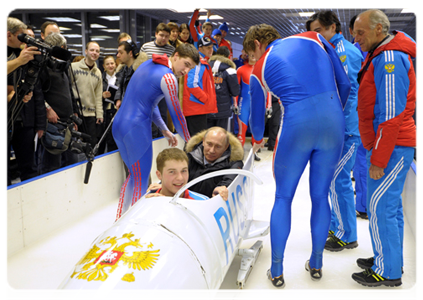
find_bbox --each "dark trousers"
[39,147,78,174]
[207,118,229,131]
[8,124,37,183]
[81,116,98,148]
[186,114,208,137]
[267,101,282,148]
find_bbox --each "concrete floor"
[6,145,418,300]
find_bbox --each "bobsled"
[59,150,269,289]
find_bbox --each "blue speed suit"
[112,54,190,220]
[328,33,364,243]
[249,32,350,277]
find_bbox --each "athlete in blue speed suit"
[112,48,197,220]
[245,26,350,285]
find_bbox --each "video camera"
[7,33,73,135]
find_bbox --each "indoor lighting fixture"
[299,12,315,17]
[401,9,414,13]
[169,8,207,13]
[98,16,120,21]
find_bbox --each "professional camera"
[7,33,73,135]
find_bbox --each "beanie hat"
[212,28,222,37]
[198,36,213,48]
[218,22,229,33]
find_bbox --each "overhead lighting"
[58,27,72,31]
[90,35,114,40]
[299,12,315,17]
[44,17,80,22]
[98,16,120,21]
[169,8,207,13]
[197,15,223,20]
[90,23,107,29]
[62,34,83,38]
[401,9,414,13]
[101,29,121,33]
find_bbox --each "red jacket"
[357,31,416,168]
[182,56,217,117]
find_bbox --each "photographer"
[7,17,45,184]
[33,32,79,174]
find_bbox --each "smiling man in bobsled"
[146,148,209,200]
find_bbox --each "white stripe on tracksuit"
[329,142,356,240]
[384,50,396,121]
[369,156,404,275]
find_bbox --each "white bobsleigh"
[59,150,269,289]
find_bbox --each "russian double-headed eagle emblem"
[70,232,160,283]
[385,63,395,73]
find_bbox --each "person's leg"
[353,142,368,214]
[367,146,414,280]
[328,135,360,243]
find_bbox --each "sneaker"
[254,153,261,161]
[305,260,322,280]
[267,269,285,288]
[356,210,368,219]
[357,257,404,274]
[352,268,402,287]
[325,236,358,252]
[328,230,335,238]
[357,257,374,269]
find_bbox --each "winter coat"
[185,129,244,197]
[207,55,240,119]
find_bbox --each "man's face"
[203,130,229,163]
[354,14,380,52]
[41,24,60,40]
[171,52,196,77]
[85,42,100,63]
[221,29,227,38]
[155,30,170,46]
[156,160,189,197]
[213,34,222,44]
[200,44,213,58]
[180,28,190,42]
[7,29,24,48]
[248,40,267,62]
[309,20,336,42]
[116,45,131,66]
[24,29,35,38]
[170,28,179,41]
[203,25,213,37]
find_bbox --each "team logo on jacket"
[340,55,347,63]
[70,232,160,283]
[385,63,395,73]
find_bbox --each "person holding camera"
[33,32,79,174]
[7,17,45,184]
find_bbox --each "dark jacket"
[185,129,244,197]
[207,55,240,119]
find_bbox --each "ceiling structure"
[137,8,416,45]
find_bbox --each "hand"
[369,164,385,180]
[207,10,213,18]
[232,105,239,115]
[96,118,103,124]
[252,140,265,153]
[37,130,44,139]
[18,45,41,66]
[103,91,111,99]
[147,182,162,193]
[266,107,273,118]
[23,92,33,103]
[115,99,122,110]
[213,186,228,201]
[163,130,178,147]
[145,193,164,199]
[46,107,59,123]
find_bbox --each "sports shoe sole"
[305,260,322,281]
[325,241,358,252]
[352,274,402,287]
[267,269,285,288]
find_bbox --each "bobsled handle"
[170,169,263,204]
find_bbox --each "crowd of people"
[7,8,416,289]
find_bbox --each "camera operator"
[7,17,45,185]
[33,32,79,174]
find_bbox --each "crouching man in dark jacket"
[185,126,244,200]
